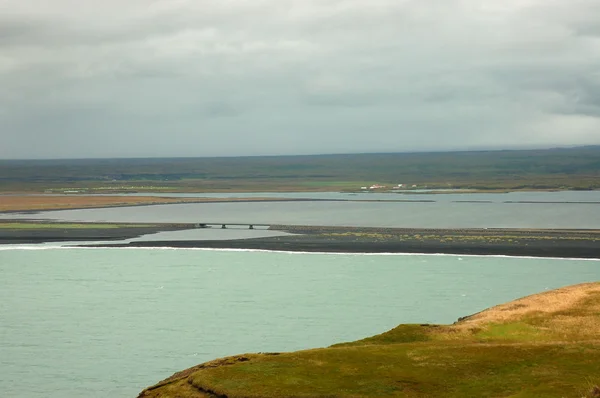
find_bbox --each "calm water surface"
[3,191,600,229]
[1,247,599,398]
[2,191,600,397]
[3,199,600,230]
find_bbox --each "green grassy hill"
[139,282,600,398]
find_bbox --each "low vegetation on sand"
[0,222,154,229]
[0,195,294,212]
[0,222,122,229]
[139,282,600,398]
[0,196,205,212]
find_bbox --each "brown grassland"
[139,282,600,398]
[0,195,296,212]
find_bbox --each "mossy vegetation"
[139,283,600,398]
[321,231,600,243]
[0,195,274,212]
[0,221,195,243]
[0,222,121,229]
[284,226,600,249]
[2,146,599,193]
[0,221,156,229]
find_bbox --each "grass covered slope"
[139,283,600,398]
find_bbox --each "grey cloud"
[487,62,600,118]
[203,101,241,118]
[303,93,383,108]
[533,0,600,38]
[0,17,48,45]
[557,80,600,117]
[1,0,599,159]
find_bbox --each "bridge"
[194,223,270,230]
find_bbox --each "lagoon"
[3,191,600,229]
[4,198,600,230]
[1,191,599,397]
[1,247,599,398]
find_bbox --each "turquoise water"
[1,247,599,397]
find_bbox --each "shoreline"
[138,282,600,398]
[81,237,600,259]
[2,223,599,259]
[0,196,336,214]
[87,225,600,259]
[2,193,600,214]
[0,222,197,244]
[3,187,599,196]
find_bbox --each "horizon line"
[1,144,599,162]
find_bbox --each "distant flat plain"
[2,147,599,257]
[1,146,599,194]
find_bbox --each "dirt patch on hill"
[457,282,600,326]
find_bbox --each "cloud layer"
[1,0,599,158]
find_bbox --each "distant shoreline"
[2,220,599,259]
[77,225,600,259]
[1,194,599,215]
[0,196,334,214]
[81,238,600,259]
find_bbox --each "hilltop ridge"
[138,282,600,398]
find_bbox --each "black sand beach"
[75,225,600,259]
[2,220,599,258]
[0,222,194,244]
[94,237,600,258]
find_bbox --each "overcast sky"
[1,0,599,159]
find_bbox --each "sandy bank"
[86,225,600,259]
[0,195,320,213]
